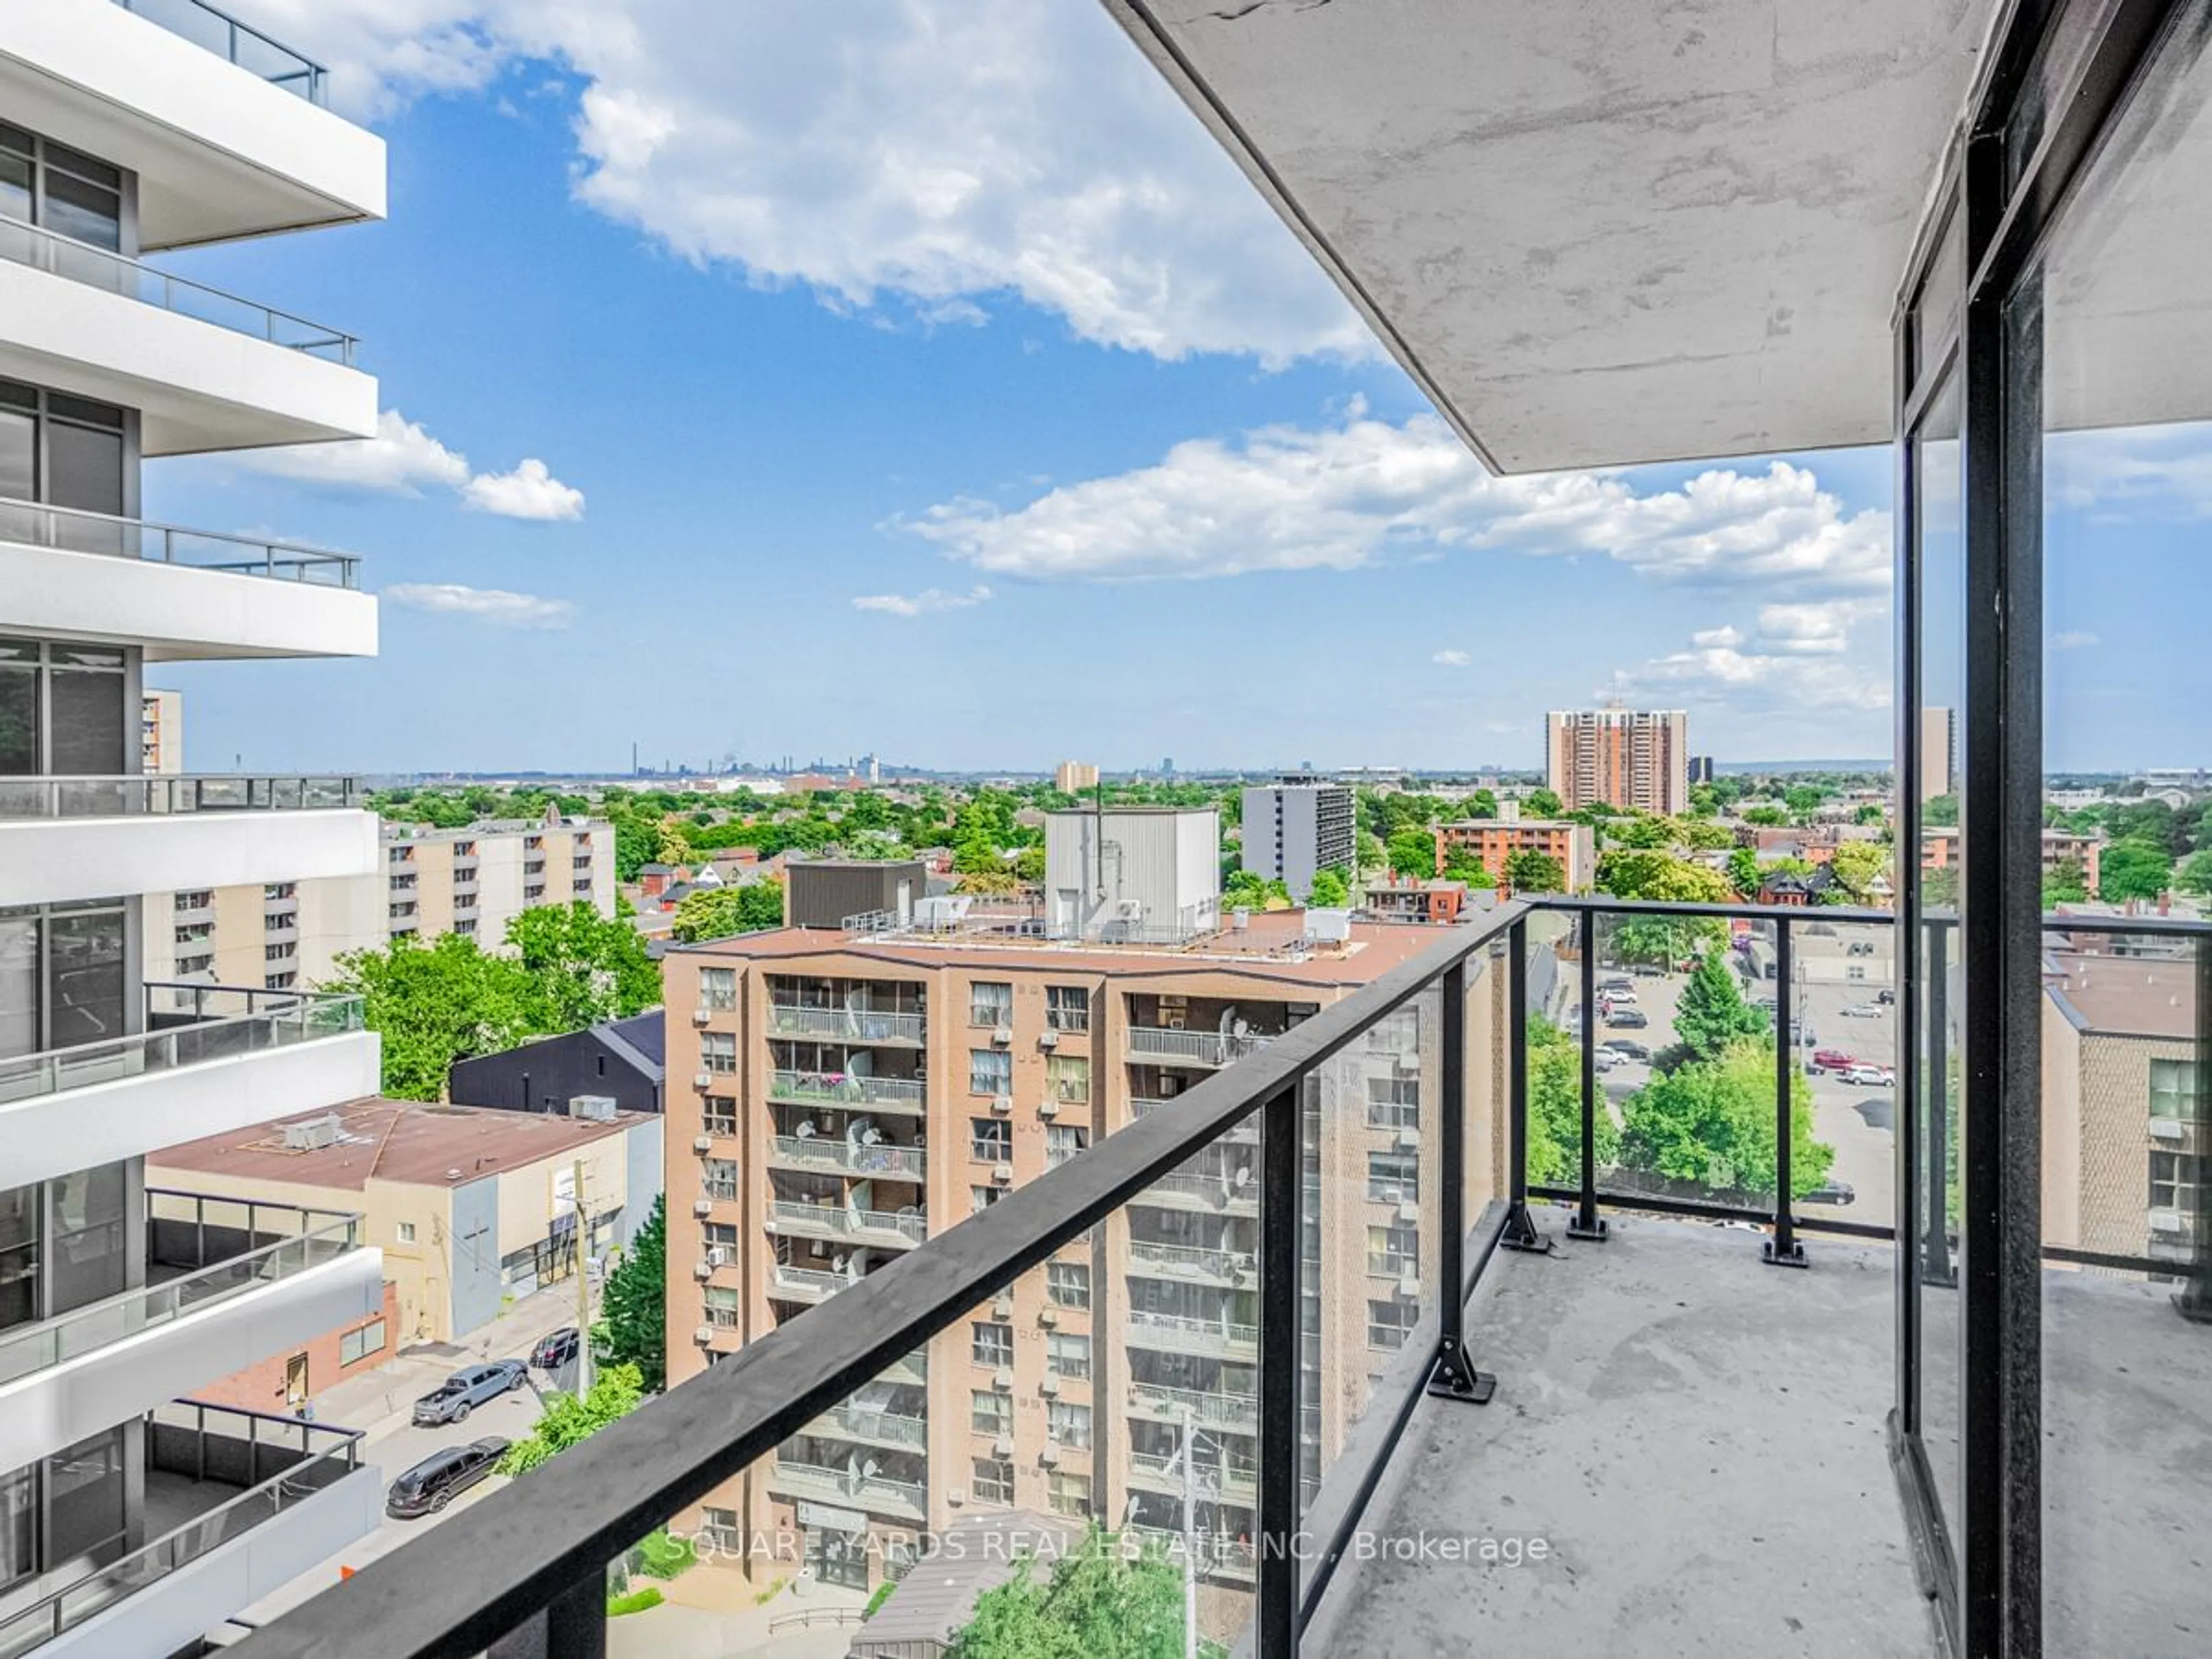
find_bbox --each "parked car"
[1601,1039,1652,1062]
[1812,1048,1855,1073]
[1840,1002,1884,1019]
[1593,1048,1623,1073]
[386,1437,510,1518]
[1875,988,1897,1005]
[1605,1007,1649,1029]
[1840,1063,1895,1088]
[531,1327,580,1372]
[411,1360,527,1426]
[1600,975,1635,994]
[1801,1180,1858,1207]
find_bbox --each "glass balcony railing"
[0,1193,362,1387]
[0,982,364,1107]
[766,1069,926,1112]
[0,1400,362,1657]
[0,496,361,585]
[0,773,360,819]
[0,214,355,363]
[111,0,331,104]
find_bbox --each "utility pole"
[573,1157,592,1395]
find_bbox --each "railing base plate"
[1498,1201,1548,1253]
[1565,1214,1610,1243]
[1763,1237,1809,1269]
[1425,1341,1496,1406]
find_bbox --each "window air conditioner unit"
[1039,1375,1060,1398]
[694,1135,715,1154]
[993,1366,1014,1392]
[694,1071,714,1090]
[993,1435,1014,1458]
[1037,1099,1059,1119]
[1039,1442,1060,1467]
[1039,1028,1059,1050]
[707,1246,729,1268]
[992,1165,1014,1186]
[1039,1306,1060,1327]
[992,1025,1013,1047]
[1396,1127,1421,1150]
[694,1260,713,1281]
[1397,1272,1421,1299]
[991,1095,1013,1116]
[692,1199,714,1218]
[2151,1119,2186,1142]
[2151,1210,2185,1234]
[693,1009,711,1026]
[1396,1200,1421,1224]
[694,1326,714,1345]
[993,1291,1014,1317]
[948,1487,965,1506]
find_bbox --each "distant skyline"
[140,2,2196,775]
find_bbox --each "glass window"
[970,1389,1010,1435]
[2150,1152,2199,1214]
[47,659,124,777]
[702,1096,738,1136]
[340,1319,387,1365]
[45,1426,126,1565]
[1046,985,1090,1031]
[700,1031,736,1073]
[1367,1150,1418,1205]
[1366,1075,1419,1128]
[1046,1124,1088,1167]
[971,1457,1013,1505]
[1047,1054,1089,1104]
[968,1048,1011,1096]
[969,982,1013,1027]
[1048,1471,1092,1518]
[0,1181,39,1331]
[1047,1331,1091,1381]
[395,1221,416,1244]
[2151,1060,2203,1121]
[45,906,122,1052]
[1366,1224,1419,1277]
[969,1118,1010,1162]
[969,1186,1002,1214]
[0,1457,31,1592]
[1366,1297,1418,1352]
[970,1321,1012,1368]
[1047,1262,1090,1310]
[0,914,35,1060]
[1047,1400,1091,1449]
[699,968,737,1012]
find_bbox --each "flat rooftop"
[676,909,1449,987]
[149,1097,649,1192]
[2044,951,2199,1039]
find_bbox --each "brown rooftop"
[148,1097,647,1192]
[677,909,1448,988]
[2044,952,2200,1040]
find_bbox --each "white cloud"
[383,582,575,628]
[460,458,586,521]
[236,410,469,495]
[230,410,584,521]
[1431,649,1472,668]
[851,585,994,618]
[242,1,1368,365]
[2052,630,2101,650]
[901,410,1891,596]
[1605,629,1891,719]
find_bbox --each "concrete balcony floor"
[1320,1214,1932,1658]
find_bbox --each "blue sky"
[138,2,2195,777]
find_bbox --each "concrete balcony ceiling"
[0,0,384,249]
[1102,0,2003,471]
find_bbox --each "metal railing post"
[1427,961,1497,1404]
[1499,919,1545,1252]
[2175,929,2212,1323]
[1256,1084,1301,1655]
[1567,916,1608,1241]
[1765,916,1807,1267]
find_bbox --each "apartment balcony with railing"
[0,982,377,1188]
[766,1002,926,1046]
[766,1198,926,1252]
[765,1065,927,1115]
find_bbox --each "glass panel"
[40,171,120,253]
[0,915,34,1062]
[1800,918,1899,1226]
[45,908,124,1052]
[2036,30,2212,1645]
[0,409,31,505]
[46,664,124,777]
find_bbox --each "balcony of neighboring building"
[764,977,927,1047]
[1126,994,1291,1069]
[0,1188,382,1475]
[0,1399,376,1659]
[0,982,378,1190]
[0,774,377,909]
[767,1434,927,1526]
[0,0,383,252]
[764,1105,926,1183]
[762,1054,927,1116]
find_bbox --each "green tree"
[1672,951,1770,1064]
[2176,847,2212,897]
[1596,852,1732,965]
[1527,787,1564,817]
[506,902,660,1031]
[1442,855,1496,889]
[1741,804,1789,828]
[1726,846,1762,898]
[1525,1017,1616,1185]
[593,1198,664,1392]
[1607,814,1675,850]
[1618,1040,1832,1199]
[1827,840,1891,900]
[1676,818,1738,853]
[1387,828,1439,880]
[330,932,539,1101]
[1467,788,1499,818]
[1503,849,1566,893]
[1923,793,1959,827]
[1307,866,1351,907]
[2099,837,2175,902]
[948,1530,1206,1659]
[2042,858,2089,907]
[669,880,786,944]
[497,1363,644,1477]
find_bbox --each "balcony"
[766,1134,925,1181]
[767,1003,925,1045]
[0,1191,381,1474]
[0,215,373,453]
[767,1457,926,1525]
[0,498,374,661]
[1124,1307,1259,1358]
[0,1400,375,1659]
[1129,1448,1257,1504]
[0,775,376,909]
[0,983,377,1190]
[1132,1094,1257,1143]
[1127,1381,1259,1434]
[767,1069,926,1114]
[766,1200,926,1250]
[1138,1168,1259,1214]
[767,1263,858,1305]
[0,0,384,251]
[1127,1025,1275,1068]
[805,1400,927,1452]
[1126,1239,1256,1286]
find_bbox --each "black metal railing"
[224,895,2206,1658]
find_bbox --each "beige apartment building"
[139,688,183,774]
[146,809,615,990]
[658,906,1506,1618]
[1054,760,1100,794]
[2041,946,2203,1269]
[1545,707,1690,816]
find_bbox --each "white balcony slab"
[0,806,378,908]
[41,1463,381,1659]
[0,1244,385,1474]
[1,1027,378,1190]
[0,541,376,661]
[0,0,384,249]
[0,259,375,454]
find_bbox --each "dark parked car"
[386,1437,510,1518]
[1801,1181,1858,1207]
[1875,987,1897,1005]
[1601,1039,1652,1062]
[1604,1007,1649,1029]
[531,1327,580,1372]
[411,1360,527,1426]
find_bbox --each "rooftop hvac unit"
[1303,908,1354,945]
[707,1245,729,1268]
[281,1113,342,1152]
[569,1094,618,1122]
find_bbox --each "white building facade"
[0,5,388,1653]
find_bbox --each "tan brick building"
[658,908,1508,1620]
[1434,807,1596,893]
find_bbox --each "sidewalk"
[317,1283,583,1444]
